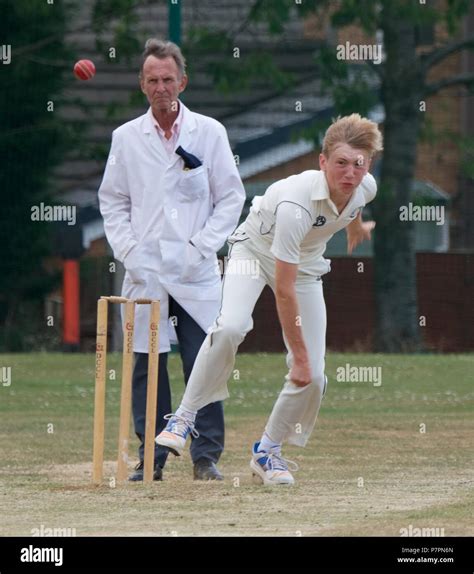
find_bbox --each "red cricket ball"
[73,59,96,81]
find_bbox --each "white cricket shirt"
[232,170,377,277]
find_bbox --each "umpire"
[98,38,245,481]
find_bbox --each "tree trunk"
[372,2,424,352]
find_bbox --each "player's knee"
[311,372,327,395]
[218,318,252,344]
[221,323,248,343]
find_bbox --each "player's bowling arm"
[346,211,376,255]
[274,259,311,387]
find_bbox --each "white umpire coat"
[98,103,245,353]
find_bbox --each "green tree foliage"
[92,0,141,63]
[0,0,75,350]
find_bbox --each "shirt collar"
[312,170,351,216]
[311,171,331,201]
[151,100,183,137]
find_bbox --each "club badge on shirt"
[313,215,327,227]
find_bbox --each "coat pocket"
[177,166,208,202]
[159,239,185,276]
[123,245,147,284]
[180,242,205,282]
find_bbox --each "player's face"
[320,143,370,199]
[140,56,187,114]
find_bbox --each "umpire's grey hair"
[140,38,186,78]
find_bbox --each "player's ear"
[319,153,327,171]
[179,74,188,94]
[139,74,146,94]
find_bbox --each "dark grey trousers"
[132,296,224,468]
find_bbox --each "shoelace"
[163,413,199,439]
[265,452,298,473]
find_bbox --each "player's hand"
[290,361,312,387]
[347,220,375,255]
[124,245,147,284]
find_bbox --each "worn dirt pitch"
[0,353,472,536]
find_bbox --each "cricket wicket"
[92,296,160,485]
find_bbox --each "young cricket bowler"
[156,114,384,485]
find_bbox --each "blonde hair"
[140,38,186,78]
[322,113,383,158]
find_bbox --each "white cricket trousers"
[180,240,327,447]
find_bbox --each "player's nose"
[345,165,356,178]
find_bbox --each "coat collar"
[142,100,197,167]
[174,102,197,156]
[142,101,197,166]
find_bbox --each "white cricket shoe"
[155,413,198,456]
[250,441,298,485]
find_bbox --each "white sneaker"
[250,441,298,485]
[155,413,198,456]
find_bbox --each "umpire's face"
[140,55,188,115]
[319,143,370,199]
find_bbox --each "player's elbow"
[275,285,296,302]
[275,259,298,297]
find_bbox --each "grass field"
[0,352,472,537]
